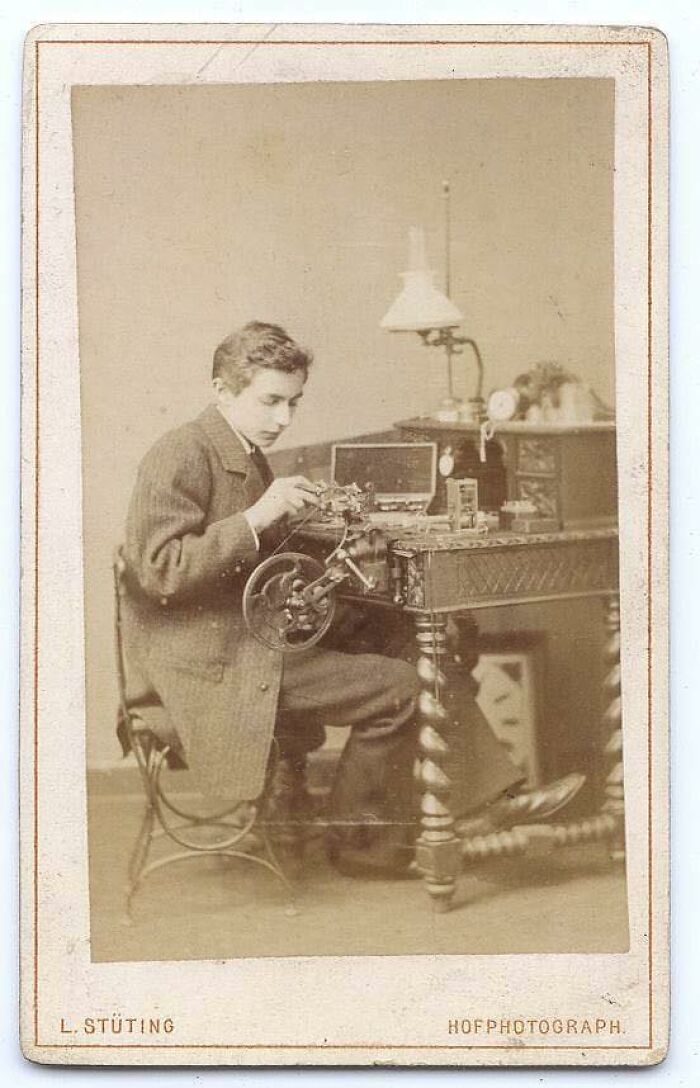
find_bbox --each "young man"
[121,321,582,876]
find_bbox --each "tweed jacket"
[122,404,282,799]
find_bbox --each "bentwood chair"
[112,548,306,920]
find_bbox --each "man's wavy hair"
[212,321,313,394]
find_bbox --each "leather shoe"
[455,772,585,839]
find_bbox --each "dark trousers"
[276,649,420,845]
[120,611,522,834]
[274,637,522,847]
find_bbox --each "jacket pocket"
[163,657,225,682]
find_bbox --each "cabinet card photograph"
[20,23,668,1066]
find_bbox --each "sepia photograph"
[21,23,668,1065]
[74,74,626,961]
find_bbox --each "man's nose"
[273,403,291,427]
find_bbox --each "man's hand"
[245,476,320,534]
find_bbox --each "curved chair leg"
[124,803,156,924]
[134,845,295,894]
[124,748,304,920]
[126,839,298,920]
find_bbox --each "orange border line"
[34,1042,652,1051]
[33,35,40,1050]
[37,39,651,46]
[646,39,654,1051]
[31,35,656,1054]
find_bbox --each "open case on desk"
[331,442,437,514]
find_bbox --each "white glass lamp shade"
[380,269,464,332]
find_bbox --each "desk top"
[396,416,616,437]
[300,523,618,554]
[391,525,618,553]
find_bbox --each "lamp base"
[433,396,486,424]
[462,396,487,423]
[434,396,463,423]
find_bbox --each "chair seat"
[126,706,188,768]
[131,706,178,746]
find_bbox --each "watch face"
[438,447,455,477]
[488,387,519,421]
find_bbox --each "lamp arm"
[460,337,484,401]
[417,328,445,350]
[416,328,485,404]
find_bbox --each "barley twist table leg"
[600,592,625,861]
[414,613,462,912]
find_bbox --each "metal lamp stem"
[445,339,456,401]
[462,337,484,401]
[418,327,484,403]
[443,178,451,298]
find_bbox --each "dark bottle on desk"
[445,436,507,514]
[398,424,507,515]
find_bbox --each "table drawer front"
[517,437,557,474]
[420,538,619,610]
[515,475,560,519]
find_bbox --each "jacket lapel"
[196,404,272,505]
[197,404,250,474]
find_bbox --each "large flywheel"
[242,552,336,653]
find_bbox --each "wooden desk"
[300,523,623,912]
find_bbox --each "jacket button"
[234,563,243,574]
[259,682,269,692]
[160,596,168,607]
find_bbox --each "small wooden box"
[446,477,479,529]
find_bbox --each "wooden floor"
[88,794,630,963]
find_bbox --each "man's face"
[215,367,306,449]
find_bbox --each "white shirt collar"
[216,406,254,454]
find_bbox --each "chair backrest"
[112,548,187,774]
[112,546,132,720]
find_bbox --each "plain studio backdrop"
[71,77,614,767]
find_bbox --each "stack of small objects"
[499,500,559,534]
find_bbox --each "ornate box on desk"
[395,418,618,530]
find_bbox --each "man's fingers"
[288,475,316,492]
[288,484,319,506]
[264,477,320,519]
[291,489,319,509]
